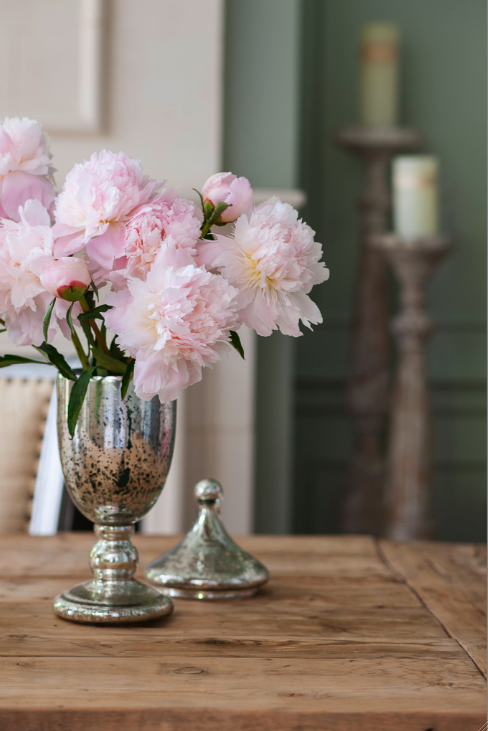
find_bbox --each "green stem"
[200,220,212,239]
[71,328,89,370]
[79,295,111,357]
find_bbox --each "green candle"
[360,23,399,127]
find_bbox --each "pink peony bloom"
[0,200,75,345]
[105,257,240,402]
[120,189,203,278]
[197,197,329,337]
[53,150,163,270]
[0,117,56,222]
[202,172,253,223]
[40,257,91,302]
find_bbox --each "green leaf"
[92,346,127,375]
[0,328,6,334]
[110,335,123,359]
[0,354,50,369]
[43,298,56,342]
[229,330,245,359]
[121,359,135,400]
[37,343,77,381]
[90,280,99,301]
[66,303,75,333]
[77,304,111,321]
[192,188,204,209]
[68,367,96,438]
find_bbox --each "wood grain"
[0,534,393,578]
[0,534,485,731]
[380,539,487,677]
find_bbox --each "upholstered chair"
[0,364,64,534]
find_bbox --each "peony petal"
[19,198,51,227]
[53,230,86,257]
[195,239,226,270]
[1,171,55,221]
[85,222,126,269]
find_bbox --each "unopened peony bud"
[41,257,91,301]
[202,172,253,224]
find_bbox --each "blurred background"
[0,0,485,542]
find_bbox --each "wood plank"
[421,542,487,615]
[3,652,483,691]
[0,574,420,607]
[459,640,487,679]
[0,655,484,723]
[0,600,447,640]
[0,707,485,731]
[0,534,393,578]
[379,540,487,677]
[0,633,462,659]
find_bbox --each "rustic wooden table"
[0,534,485,730]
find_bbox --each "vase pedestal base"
[53,578,173,624]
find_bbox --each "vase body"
[53,374,176,623]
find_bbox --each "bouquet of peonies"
[0,117,329,435]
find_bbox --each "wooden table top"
[0,534,485,730]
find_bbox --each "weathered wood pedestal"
[374,235,452,539]
[337,127,421,534]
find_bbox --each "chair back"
[0,376,54,533]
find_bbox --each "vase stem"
[90,525,138,583]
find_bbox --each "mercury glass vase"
[53,373,176,624]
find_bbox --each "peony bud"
[41,257,91,301]
[202,172,253,224]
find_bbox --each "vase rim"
[58,371,123,383]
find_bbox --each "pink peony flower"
[40,257,91,302]
[197,197,329,337]
[0,117,56,222]
[202,172,253,223]
[53,150,163,270]
[105,257,240,402]
[0,200,75,345]
[120,189,203,278]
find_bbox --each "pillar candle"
[393,156,439,238]
[360,23,399,127]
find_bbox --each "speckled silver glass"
[145,479,269,599]
[53,373,176,623]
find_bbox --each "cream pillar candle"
[360,23,399,127]
[393,156,439,238]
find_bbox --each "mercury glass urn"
[145,479,269,599]
[53,373,176,624]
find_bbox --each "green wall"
[224,0,300,188]
[224,0,302,533]
[224,0,487,541]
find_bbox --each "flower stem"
[79,294,111,357]
[71,328,90,370]
[200,220,212,239]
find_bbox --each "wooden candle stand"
[374,234,452,540]
[337,127,421,534]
